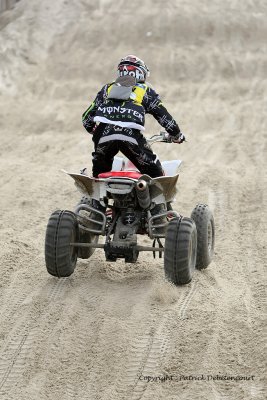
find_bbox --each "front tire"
[45,210,78,277]
[191,204,215,269]
[164,217,197,285]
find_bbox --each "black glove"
[170,132,186,143]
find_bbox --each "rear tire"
[164,217,197,285]
[191,204,215,269]
[45,210,78,277]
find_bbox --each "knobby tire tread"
[191,204,215,269]
[164,217,196,285]
[45,210,78,277]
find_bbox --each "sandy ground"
[0,0,266,399]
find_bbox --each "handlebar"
[146,131,171,144]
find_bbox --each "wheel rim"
[207,221,213,253]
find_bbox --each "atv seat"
[98,171,142,179]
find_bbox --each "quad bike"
[45,132,215,285]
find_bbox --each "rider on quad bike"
[44,57,215,282]
[82,54,186,181]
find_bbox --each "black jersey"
[82,82,180,136]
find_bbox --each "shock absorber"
[136,180,151,209]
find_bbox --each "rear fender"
[62,170,106,201]
[63,170,179,204]
[63,171,138,200]
[150,174,179,204]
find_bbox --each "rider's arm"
[142,87,181,136]
[82,84,109,133]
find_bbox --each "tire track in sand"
[0,328,38,393]
[107,282,198,400]
[0,278,70,395]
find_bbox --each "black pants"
[92,124,164,178]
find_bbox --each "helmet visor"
[118,64,146,82]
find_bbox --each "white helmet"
[117,55,150,83]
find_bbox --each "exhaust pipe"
[136,180,151,209]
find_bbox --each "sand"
[0,0,266,399]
